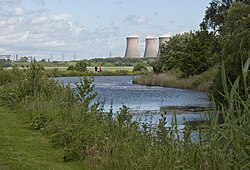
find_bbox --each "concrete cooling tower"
[124,36,141,58]
[143,37,158,58]
[157,36,170,56]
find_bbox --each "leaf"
[242,57,250,83]
[221,61,229,101]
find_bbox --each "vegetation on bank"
[45,66,149,77]
[0,59,249,169]
[133,67,218,92]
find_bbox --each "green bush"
[133,63,148,72]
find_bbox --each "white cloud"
[124,15,150,25]
[14,7,24,16]
[6,17,18,25]
[32,16,48,24]
[52,13,71,20]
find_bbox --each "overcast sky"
[0,0,211,60]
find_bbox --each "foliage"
[153,33,190,73]
[132,62,148,72]
[19,56,29,62]
[66,60,88,72]
[88,57,155,67]
[0,59,12,67]
[200,0,250,33]
[178,30,220,77]
[208,59,250,169]
[211,2,250,104]
[154,31,219,77]
[67,65,75,71]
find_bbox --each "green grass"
[44,66,153,77]
[0,107,82,170]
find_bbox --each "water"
[55,76,210,128]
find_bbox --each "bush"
[75,60,87,72]
[67,65,75,71]
[133,63,148,72]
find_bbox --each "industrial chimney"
[143,37,158,58]
[157,36,170,56]
[124,36,141,58]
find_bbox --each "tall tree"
[211,2,250,103]
[200,0,250,34]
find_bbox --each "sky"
[0,0,211,61]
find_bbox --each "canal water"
[55,76,210,127]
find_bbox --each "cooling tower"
[157,36,170,56]
[124,36,141,58]
[143,37,158,58]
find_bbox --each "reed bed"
[133,68,217,92]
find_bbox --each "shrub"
[133,63,148,72]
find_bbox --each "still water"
[55,76,210,127]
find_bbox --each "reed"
[133,67,217,92]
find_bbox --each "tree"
[133,63,148,72]
[74,60,88,72]
[200,0,250,34]
[178,31,220,77]
[19,57,29,62]
[153,31,220,77]
[153,33,191,73]
[211,2,250,103]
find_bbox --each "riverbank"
[0,107,82,169]
[133,68,217,92]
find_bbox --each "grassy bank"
[45,66,134,77]
[44,66,152,77]
[0,107,82,170]
[133,68,218,92]
[0,62,249,169]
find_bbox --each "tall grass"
[133,67,218,92]
[0,61,249,169]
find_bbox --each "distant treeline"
[1,57,156,68]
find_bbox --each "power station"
[124,36,141,58]
[143,37,158,58]
[157,36,170,56]
[124,36,171,58]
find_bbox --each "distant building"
[0,55,11,60]
[144,37,158,58]
[124,36,141,58]
[157,36,170,56]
